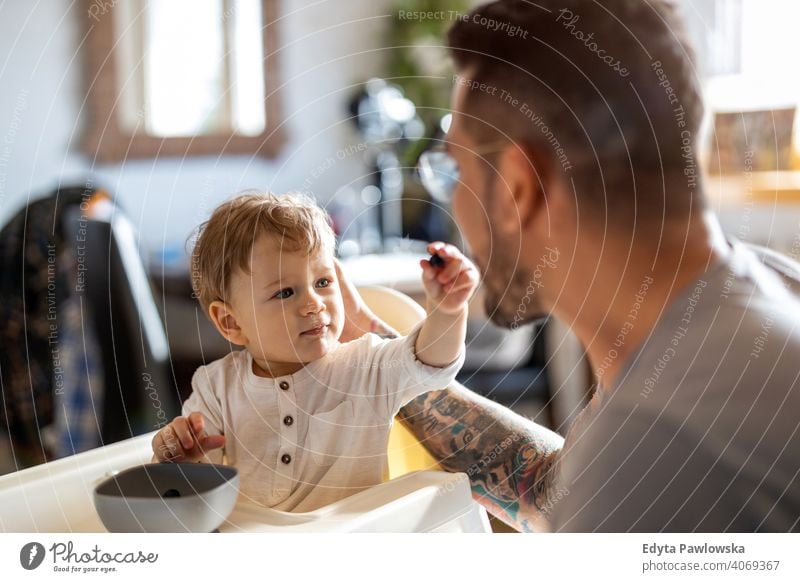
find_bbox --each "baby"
[151,192,478,511]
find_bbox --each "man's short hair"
[191,192,336,313]
[447,0,704,218]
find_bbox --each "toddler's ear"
[208,301,247,345]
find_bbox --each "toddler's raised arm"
[416,242,479,368]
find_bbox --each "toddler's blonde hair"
[191,191,336,312]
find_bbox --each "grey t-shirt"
[553,241,800,532]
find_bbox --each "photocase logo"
[19,542,46,570]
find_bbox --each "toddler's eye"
[274,288,293,299]
[316,278,331,288]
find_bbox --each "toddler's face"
[224,234,344,376]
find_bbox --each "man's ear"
[208,300,247,346]
[495,141,553,233]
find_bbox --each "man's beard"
[474,163,554,330]
[479,247,549,330]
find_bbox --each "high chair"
[0,286,489,532]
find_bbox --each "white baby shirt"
[182,323,464,512]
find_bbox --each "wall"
[0,0,395,256]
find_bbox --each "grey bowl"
[94,463,239,533]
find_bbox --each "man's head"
[445,0,704,327]
[192,192,343,375]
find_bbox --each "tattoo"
[365,310,566,530]
[397,384,565,532]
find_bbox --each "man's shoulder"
[556,244,800,531]
[621,243,800,389]
[724,242,800,312]
[741,242,800,292]
[608,244,800,433]
[701,243,800,373]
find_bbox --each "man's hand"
[151,412,225,463]
[334,258,399,342]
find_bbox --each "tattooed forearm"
[354,307,565,530]
[397,384,565,532]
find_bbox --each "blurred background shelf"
[707,171,800,206]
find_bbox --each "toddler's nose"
[302,292,325,315]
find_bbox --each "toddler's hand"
[151,412,225,463]
[420,242,479,315]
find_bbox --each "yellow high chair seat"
[357,286,441,479]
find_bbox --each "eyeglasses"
[418,141,508,204]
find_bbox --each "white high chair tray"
[0,433,490,533]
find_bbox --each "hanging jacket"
[0,186,105,468]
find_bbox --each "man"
[340,0,800,532]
